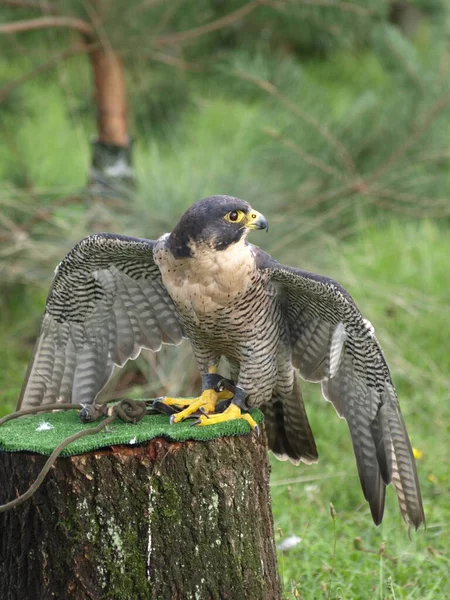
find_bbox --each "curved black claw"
[149,398,179,416]
[215,377,237,394]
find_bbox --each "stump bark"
[0,431,281,600]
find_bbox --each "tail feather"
[263,376,318,465]
[263,401,290,461]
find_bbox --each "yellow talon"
[197,403,259,433]
[170,389,218,423]
[159,388,233,424]
[156,365,236,424]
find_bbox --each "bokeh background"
[0,1,449,597]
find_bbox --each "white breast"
[154,237,256,315]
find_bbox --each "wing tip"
[404,504,426,532]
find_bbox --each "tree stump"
[0,431,281,600]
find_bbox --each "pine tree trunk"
[91,48,128,148]
[0,431,281,600]
[88,46,134,192]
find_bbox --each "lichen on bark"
[0,430,280,600]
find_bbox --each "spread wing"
[17,234,184,410]
[256,248,424,529]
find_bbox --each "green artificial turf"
[0,405,264,457]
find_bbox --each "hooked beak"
[245,209,269,232]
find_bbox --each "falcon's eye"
[224,210,245,224]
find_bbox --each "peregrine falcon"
[17,195,424,528]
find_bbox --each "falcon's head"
[167,195,268,258]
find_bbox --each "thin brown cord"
[0,403,83,426]
[0,399,149,513]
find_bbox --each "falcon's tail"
[263,376,318,465]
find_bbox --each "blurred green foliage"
[0,0,449,596]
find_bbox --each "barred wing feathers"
[17,234,184,410]
[256,249,424,529]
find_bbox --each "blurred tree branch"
[154,0,264,46]
[2,0,58,11]
[268,0,375,17]
[0,196,84,244]
[262,127,345,179]
[139,50,198,71]
[0,16,94,37]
